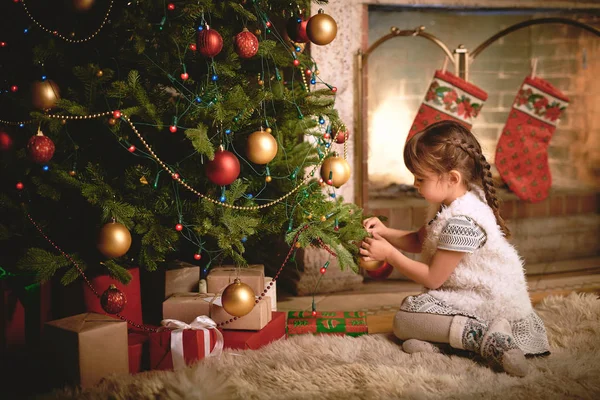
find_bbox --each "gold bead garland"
[21,0,114,44]
[16,111,334,211]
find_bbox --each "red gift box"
[83,267,142,324]
[128,332,149,374]
[149,322,221,371]
[220,311,286,350]
[1,280,52,351]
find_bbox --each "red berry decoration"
[128,145,136,152]
[320,267,326,274]
[189,43,197,51]
[194,253,202,260]
[335,128,348,144]
[0,131,13,151]
[331,87,337,93]
[167,3,175,10]
[169,125,177,133]
[175,223,183,231]
[10,85,18,92]
[234,28,259,59]
[101,284,127,314]
[293,59,300,66]
[16,182,24,190]
[286,17,309,43]
[113,110,121,119]
[172,173,179,180]
[27,131,55,164]
[180,73,189,81]
[311,310,317,317]
[196,26,223,58]
[205,148,241,186]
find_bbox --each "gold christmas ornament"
[306,9,337,45]
[320,155,351,187]
[72,0,95,12]
[31,80,60,110]
[359,258,384,271]
[97,222,132,258]
[221,278,256,317]
[247,130,278,164]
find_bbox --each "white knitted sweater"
[422,188,534,322]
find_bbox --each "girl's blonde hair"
[404,120,510,237]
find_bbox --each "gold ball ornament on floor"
[247,130,278,164]
[359,258,384,271]
[221,278,256,317]
[306,9,337,45]
[320,155,351,187]
[97,222,132,258]
[31,80,60,110]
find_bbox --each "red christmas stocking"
[495,76,569,203]
[407,70,488,142]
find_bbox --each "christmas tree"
[0,0,366,288]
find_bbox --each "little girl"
[360,120,549,377]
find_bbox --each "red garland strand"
[26,213,337,330]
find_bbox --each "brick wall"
[367,10,600,191]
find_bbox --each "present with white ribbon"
[149,315,223,371]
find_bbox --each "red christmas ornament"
[10,85,18,92]
[27,131,55,164]
[286,17,309,43]
[293,59,300,67]
[331,87,337,93]
[167,3,175,10]
[16,182,24,190]
[196,26,223,58]
[169,125,177,133]
[101,284,127,314]
[335,128,348,144]
[128,145,136,152]
[172,173,179,180]
[234,28,259,59]
[113,110,121,119]
[311,310,317,317]
[194,253,202,260]
[320,267,326,274]
[189,43,197,51]
[205,148,241,186]
[0,131,13,151]
[366,262,394,280]
[180,73,189,81]
[175,223,183,231]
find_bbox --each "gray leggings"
[393,310,454,343]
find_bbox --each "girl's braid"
[445,138,511,237]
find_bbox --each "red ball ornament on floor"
[27,131,55,164]
[205,148,241,186]
[0,131,13,151]
[234,28,259,59]
[366,261,394,280]
[101,284,127,314]
[197,27,223,58]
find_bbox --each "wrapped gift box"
[1,279,52,351]
[44,313,128,388]
[206,265,264,297]
[128,332,149,374]
[165,261,200,299]
[264,277,277,311]
[286,311,368,337]
[83,267,143,324]
[221,311,286,350]
[163,293,272,331]
[149,327,219,371]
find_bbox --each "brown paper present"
[165,261,200,299]
[206,265,264,296]
[162,293,215,323]
[44,313,128,388]
[212,296,272,331]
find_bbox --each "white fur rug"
[43,293,600,400]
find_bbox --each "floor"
[276,268,600,333]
